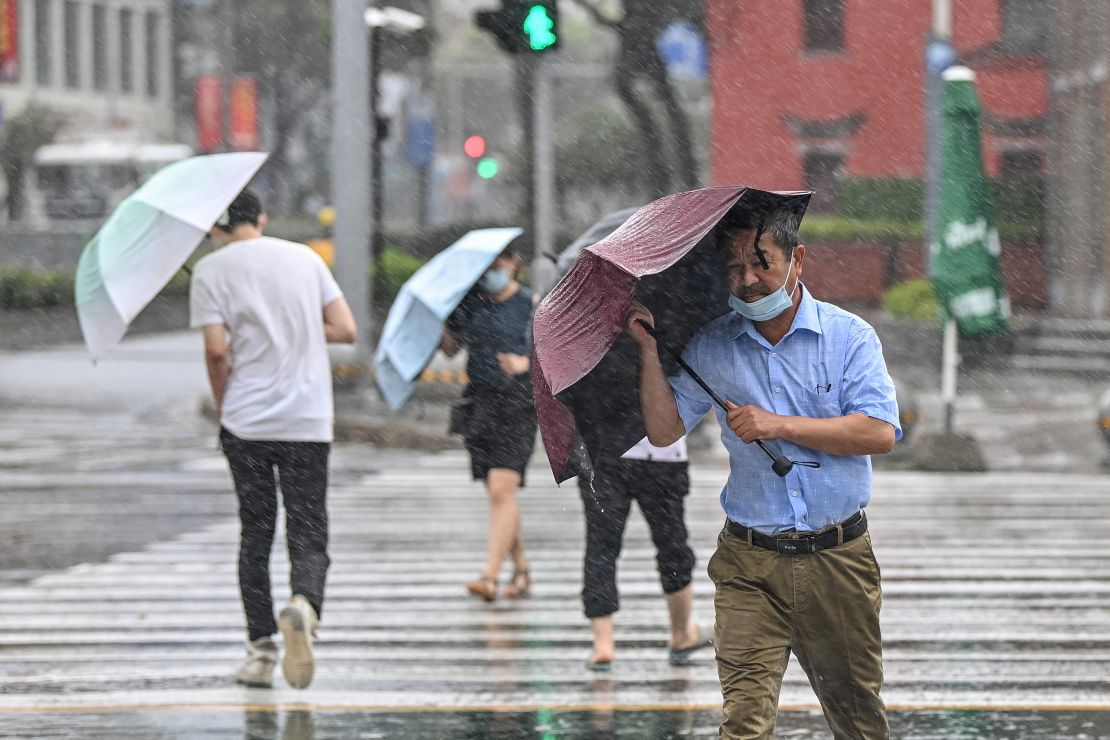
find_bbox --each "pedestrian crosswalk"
[2,449,1110,715]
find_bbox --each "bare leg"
[589,615,616,665]
[508,509,527,571]
[482,468,523,580]
[665,584,703,650]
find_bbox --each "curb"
[333,419,461,451]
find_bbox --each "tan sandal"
[502,568,532,599]
[466,575,497,602]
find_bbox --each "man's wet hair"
[717,207,801,261]
[215,189,263,232]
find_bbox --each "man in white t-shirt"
[189,190,357,690]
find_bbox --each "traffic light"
[476,0,559,55]
[464,134,500,179]
[476,158,500,179]
[523,3,558,51]
[464,135,487,159]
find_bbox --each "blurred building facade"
[0,0,175,139]
[0,0,178,228]
[703,0,1100,316]
[1050,0,1109,319]
[707,0,1048,204]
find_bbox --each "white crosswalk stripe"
[2,450,1110,713]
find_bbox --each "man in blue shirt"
[627,206,900,739]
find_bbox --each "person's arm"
[724,404,895,455]
[323,297,357,344]
[202,324,231,415]
[625,301,686,447]
[439,327,461,357]
[497,352,530,375]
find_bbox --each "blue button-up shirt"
[670,287,901,535]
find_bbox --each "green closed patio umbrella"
[932,65,1010,336]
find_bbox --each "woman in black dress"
[440,246,538,601]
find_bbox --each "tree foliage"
[569,0,705,197]
[0,105,62,221]
[228,0,330,212]
[554,105,647,194]
[227,0,435,213]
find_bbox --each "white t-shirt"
[621,436,688,462]
[189,237,343,442]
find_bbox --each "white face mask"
[478,267,511,294]
[727,257,798,322]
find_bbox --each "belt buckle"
[774,536,816,556]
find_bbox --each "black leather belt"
[726,510,867,555]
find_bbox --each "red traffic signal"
[464,135,487,159]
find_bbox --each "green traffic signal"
[476,1,558,55]
[477,157,500,179]
[523,4,557,51]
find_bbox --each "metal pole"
[369,22,385,325]
[331,0,372,366]
[515,55,537,258]
[932,0,952,39]
[924,0,953,272]
[532,56,555,291]
[941,317,958,434]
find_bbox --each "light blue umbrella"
[374,227,523,410]
[76,151,268,361]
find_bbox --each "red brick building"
[707,0,1049,211]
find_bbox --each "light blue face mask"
[478,267,511,294]
[728,258,799,322]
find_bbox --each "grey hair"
[718,208,800,260]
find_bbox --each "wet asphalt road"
[3,333,1110,738]
[3,708,1110,739]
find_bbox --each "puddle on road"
[3,708,1109,739]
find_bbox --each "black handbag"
[448,396,473,436]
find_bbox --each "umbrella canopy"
[931,66,1010,336]
[76,151,268,361]
[374,227,523,410]
[541,206,639,295]
[532,186,810,483]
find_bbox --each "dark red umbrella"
[532,186,811,483]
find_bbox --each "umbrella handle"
[635,320,819,478]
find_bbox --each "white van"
[32,141,191,222]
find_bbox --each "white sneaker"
[278,594,318,689]
[234,636,278,687]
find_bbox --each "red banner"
[228,76,259,151]
[195,76,223,152]
[0,0,18,83]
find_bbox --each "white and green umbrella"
[76,151,268,361]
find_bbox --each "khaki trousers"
[707,525,888,740]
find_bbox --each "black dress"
[447,288,538,484]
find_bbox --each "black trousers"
[578,457,695,619]
[220,428,331,641]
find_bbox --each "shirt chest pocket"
[798,362,841,418]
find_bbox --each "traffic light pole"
[532,56,556,290]
[369,21,385,328]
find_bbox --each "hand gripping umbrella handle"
[636,320,819,478]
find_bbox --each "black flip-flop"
[586,657,612,673]
[668,624,714,666]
